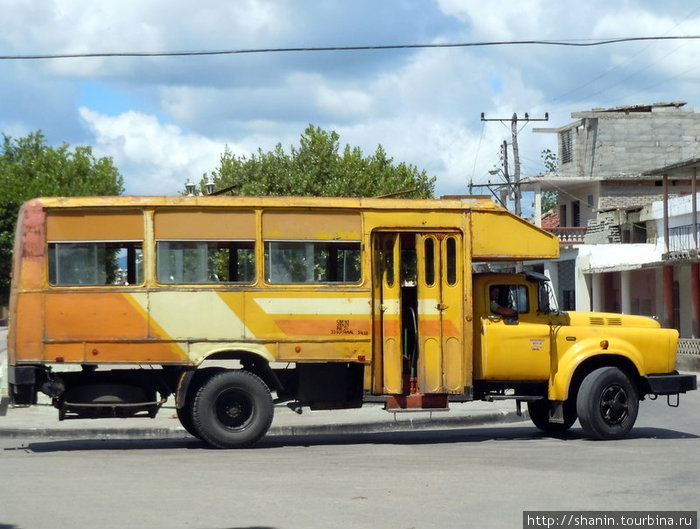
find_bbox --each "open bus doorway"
[372,231,464,408]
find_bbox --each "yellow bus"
[3,195,695,447]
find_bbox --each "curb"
[0,410,527,441]
[269,409,526,437]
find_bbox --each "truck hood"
[564,311,662,329]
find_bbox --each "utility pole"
[480,112,549,218]
[510,114,521,217]
[499,140,510,210]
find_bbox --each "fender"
[187,342,276,366]
[176,343,276,409]
[549,336,644,401]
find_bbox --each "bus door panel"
[416,234,464,394]
[372,233,403,394]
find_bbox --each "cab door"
[479,281,551,380]
[416,234,465,394]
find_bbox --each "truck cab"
[472,272,696,439]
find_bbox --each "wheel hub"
[600,384,628,425]
[216,391,253,429]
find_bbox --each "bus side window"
[48,242,144,286]
[156,241,255,284]
[264,241,361,284]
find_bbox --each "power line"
[552,5,700,105]
[1,35,699,60]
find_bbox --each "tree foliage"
[540,148,559,213]
[202,125,436,199]
[0,131,123,305]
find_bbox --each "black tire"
[192,370,274,448]
[576,367,639,440]
[176,399,201,439]
[176,368,225,440]
[528,399,577,434]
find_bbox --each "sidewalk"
[0,398,526,441]
[0,326,525,441]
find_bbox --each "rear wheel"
[576,367,639,440]
[176,368,224,440]
[528,399,577,434]
[192,370,274,448]
[176,399,200,439]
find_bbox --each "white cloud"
[435,0,548,40]
[79,107,229,195]
[315,83,374,119]
[2,0,700,202]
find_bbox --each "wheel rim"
[214,389,254,431]
[599,384,629,425]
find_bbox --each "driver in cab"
[490,285,516,316]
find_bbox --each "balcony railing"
[549,226,587,244]
[668,224,700,253]
[678,338,700,356]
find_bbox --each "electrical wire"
[552,6,700,105]
[1,36,699,60]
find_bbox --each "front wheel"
[192,370,274,448]
[576,367,639,440]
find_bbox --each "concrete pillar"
[533,182,542,228]
[655,267,665,322]
[692,263,700,338]
[620,270,632,314]
[575,253,591,312]
[664,266,675,329]
[663,174,670,254]
[591,273,604,312]
[692,168,697,249]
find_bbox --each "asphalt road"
[0,389,698,529]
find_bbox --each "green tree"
[540,148,558,213]
[202,125,435,199]
[0,131,123,305]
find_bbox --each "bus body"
[2,195,695,447]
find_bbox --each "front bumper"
[644,372,697,395]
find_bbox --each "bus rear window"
[157,241,255,284]
[48,242,143,286]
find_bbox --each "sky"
[1,1,699,200]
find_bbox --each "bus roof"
[22,195,560,260]
[26,194,503,211]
